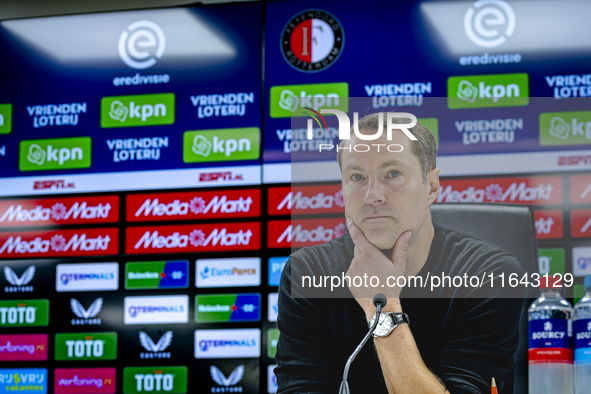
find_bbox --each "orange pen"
[491,378,498,394]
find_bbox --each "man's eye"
[351,174,363,181]
[388,171,400,178]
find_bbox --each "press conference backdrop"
[0,0,590,393]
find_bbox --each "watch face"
[372,313,393,337]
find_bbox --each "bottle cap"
[539,276,561,289]
[585,275,591,289]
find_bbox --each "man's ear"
[426,168,440,205]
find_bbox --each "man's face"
[340,130,439,249]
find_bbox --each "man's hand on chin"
[345,217,410,318]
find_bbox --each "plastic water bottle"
[574,275,591,394]
[528,278,574,393]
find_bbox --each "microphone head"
[373,293,387,308]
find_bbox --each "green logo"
[125,261,188,290]
[447,73,529,109]
[19,137,91,171]
[0,104,12,134]
[270,82,349,118]
[183,128,260,163]
[101,93,175,128]
[123,366,187,393]
[0,299,48,327]
[418,118,439,148]
[55,332,117,360]
[539,111,591,146]
[196,293,260,322]
[268,329,280,358]
[538,248,565,276]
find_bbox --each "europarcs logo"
[464,0,516,48]
[119,20,166,69]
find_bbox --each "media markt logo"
[119,20,166,69]
[270,82,348,118]
[123,366,187,393]
[196,293,261,323]
[540,111,591,146]
[0,300,48,327]
[0,103,12,134]
[183,128,260,163]
[55,332,117,360]
[464,0,516,48]
[125,261,188,290]
[139,331,172,359]
[19,137,91,171]
[447,74,529,109]
[4,265,35,293]
[101,93,174,128]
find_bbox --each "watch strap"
[388,312,410,327]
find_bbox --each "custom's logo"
[183,128,260,163]
[101,94,174,128]
[540,111,591,146]
[19,138,91,172]
[71,298,103,326]
[119,21,165,69]
[0,334,48,361]
[448,74,529,109]
[0,104,12,135]
[55,332,117,360]
[4,266,35,293]
[54,367,116,394]
[210,365,244,391]
[125,261,188,290]
[139,331,172,359]
[0,369,47,393]
[270,82,348,118]
[0,300,49,327]
[123,366,187,394]
[196,294,260,323]
[281,9,344,73]
[464,0,516,48]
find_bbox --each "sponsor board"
[19,137,91,171]
[0,196,119,227]
[126,222,261,254]
[123,366,187,394]
[125,261,188,290]
[447,73,529,109]
[0,368,47,393]
[267,218,346,249]
[268,293,278,322]
[191,92,255,119]
[196,258,260,288]
[195,329,260,359]
[196,294,261,323]
[101,94,174,128]
[546,74,591,99]
[454,117,521,146]
[436,176,561,205]
[269,82,349,118]
[27,102,87,129]
[0,104,12,134]
[572,210,591,238]
[538,249,565,276]
[540,111,591,146]
[107,136,169,163]
[127,189,260,222]
[267,365,277,394]
[0,334,47,361]
[0,229,118,259]
[139,331,172,360]
[55,333,117,360]
[534,210,563,239]
[183,128,260,163]
[124,295,188,325]
[573,247,591,277]
[3,265,35,293]
[268,329,280,358]
[267,185,344,215]
[56,263,119,292]
[70,298,104,326]
[0,300,48,327]
[268,257,288,286]
[54,368,116,394]
[571,175,591,204]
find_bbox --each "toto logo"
[464,0,516,48]
[119,20,166,69]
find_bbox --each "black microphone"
[339,294,388,394]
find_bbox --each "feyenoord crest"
[281,9,344,73]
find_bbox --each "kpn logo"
[125,261,188,290]
[270,82,349,118]
[19,137,91,171]
[196,293,260,323]
[101,93,174,128]
[540,111,591,146]
[55,332,117,360]
[0,299,48,327]
[183,128,260,163]
[0,103,12,134]
[447,73,529,109]
[123,366,187,394]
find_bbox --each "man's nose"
[364,178,386,205]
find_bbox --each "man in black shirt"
[275,113,524,393]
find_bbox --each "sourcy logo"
[71,298,103,326]
[281,9,344,73]
[183,128,260,163]
[101,94,174,128]
[540,111,591,146]
[210,365,244,393]
[270,82,348,118]
[4,266,35,293]
[196,294,261,323]
[464,0,516,48]
[55,332,117,360]
[19,138,91,172]
[0,104,12,135]
[448,74,529,109]
[125,261,188,290]
[0,300,48,327]
[123,367,187,394]
[119,21,166,69]
[0,369,47,393]
[139,331,172,359]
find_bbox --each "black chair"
[430,202,538,394]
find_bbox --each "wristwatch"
[368,312,410,338]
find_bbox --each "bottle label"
[574,318,591,364]
[529,319,573,364]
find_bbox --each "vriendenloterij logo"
[464,0,516,48]
[539,111,591,146]
[448,73,529,108]
[101,94,174,128]
[19,137,91,171]
[270,82,349,118]
[183,128,260,163]
[119,20,166,69]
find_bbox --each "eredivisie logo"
[281,9,344,73]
